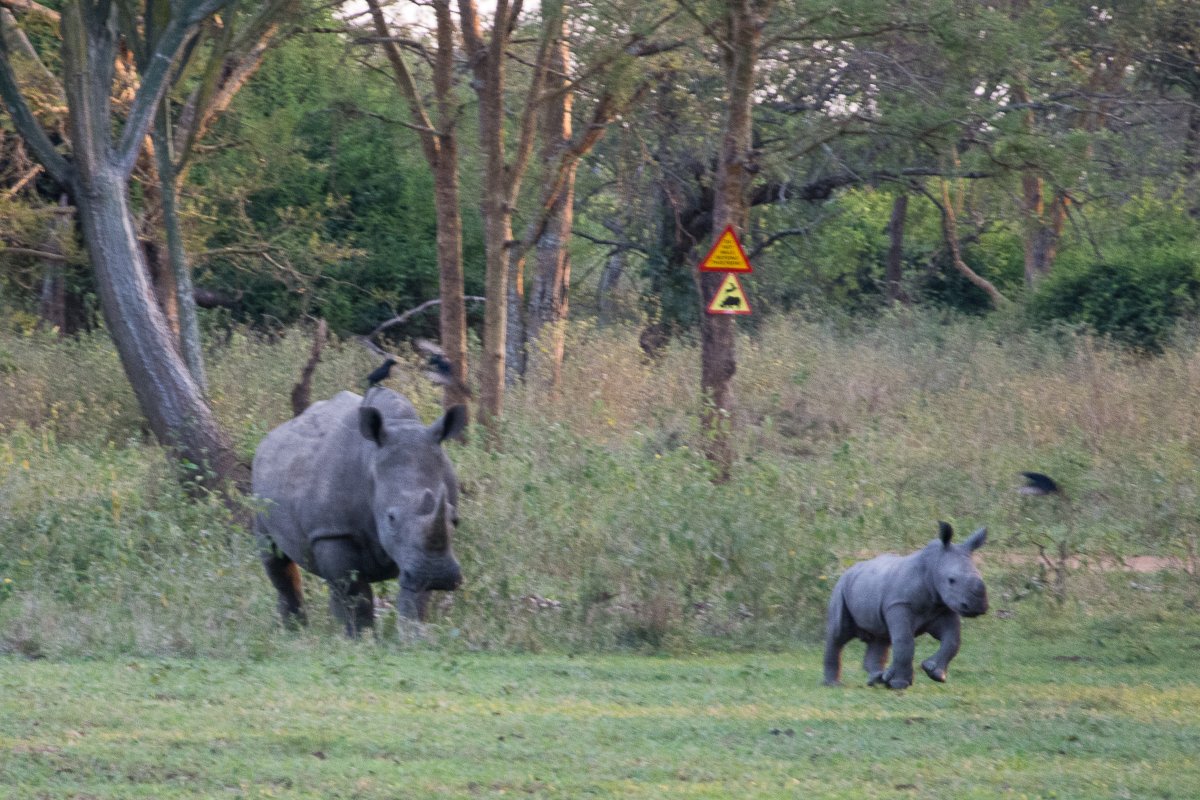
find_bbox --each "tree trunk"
[885,192,910,305]
[75,166,244,489]
[368,0,470,411]
[2,0,243,493]
[61,1,243,491]
[154,108,208,393]
[1020,171,1066,286]
[505,250,527,384]
[460,0,553,429]
[597,244,626,325]
[698,0,761,482]
[431,0,469,410]
[36,194,71,333]
[525,25,573,392]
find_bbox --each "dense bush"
[753,188,1025,315]
[1025,191,1200,351]
[1026,255,1200,351]
[188,31,486,337]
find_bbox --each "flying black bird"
[365,357,397,388]
[415,339,473,398]
[1018,471,1061,496]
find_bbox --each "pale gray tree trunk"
[36,194,72,333]
[885,192,909,305]
[154,110,208,393]
[459,0,552,429]
[0,0,246,491]
[524,22,573,392]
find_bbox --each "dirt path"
[983,553,1191,574]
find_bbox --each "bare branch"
[0,13,72,185]
[116,0,234,176]
[746,225,817,260]
[367,296,486,340]
[0,245,73,262]
[5,163,42,196]
[673,0,731,54]
[0,0,58,23]
[573,228,650,256]
[921,178,1010,308]
[366,0,438,165]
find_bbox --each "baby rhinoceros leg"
[879,606,916,689]
[919,611,962,683]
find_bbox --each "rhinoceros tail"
[823,583,853,686]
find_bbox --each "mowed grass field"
[3,610,1199,800]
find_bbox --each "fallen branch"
[290,319,328,417]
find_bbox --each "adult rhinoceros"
[252,388,467,634]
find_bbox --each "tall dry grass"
[2,311,1198,657]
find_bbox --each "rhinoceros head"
[359,402,468,613]
[932,522,989,618]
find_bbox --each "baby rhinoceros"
[252,388,467,635]
[823,522,988,690]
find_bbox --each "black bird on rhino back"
[824,522,988,689]
[252,388,467,634]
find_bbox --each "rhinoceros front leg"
[920,611,961,683]
[879,606,916,690]
[396,588,432,622]
[313,539,375,637]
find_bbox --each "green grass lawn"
[3,611,1199,799]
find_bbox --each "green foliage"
[756,189,1024,314]
[189,29,485,336]
[1027,191,1200,351]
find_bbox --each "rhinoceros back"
[834,553,934,637]
[252,391,386,567]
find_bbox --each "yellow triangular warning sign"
[706,273,751,315]
[698,225,753,272]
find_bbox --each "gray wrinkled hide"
[252,389,466,634]
[823,522,988,689]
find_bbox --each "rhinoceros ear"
[431,404,468,443]
[965,526,988,551]
[938,521,954,547]
[359,406,385,446]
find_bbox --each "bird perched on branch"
[415,339,473,398]
[365,357,397,389]
[1018,471,1062,497]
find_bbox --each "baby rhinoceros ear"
[938,521,954,547]
[964,526,988,552]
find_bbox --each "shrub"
[1026,255,1200,351]
[1026,190,1200,351]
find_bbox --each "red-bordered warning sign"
[698,225,753,273]
[706,273,751,315]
